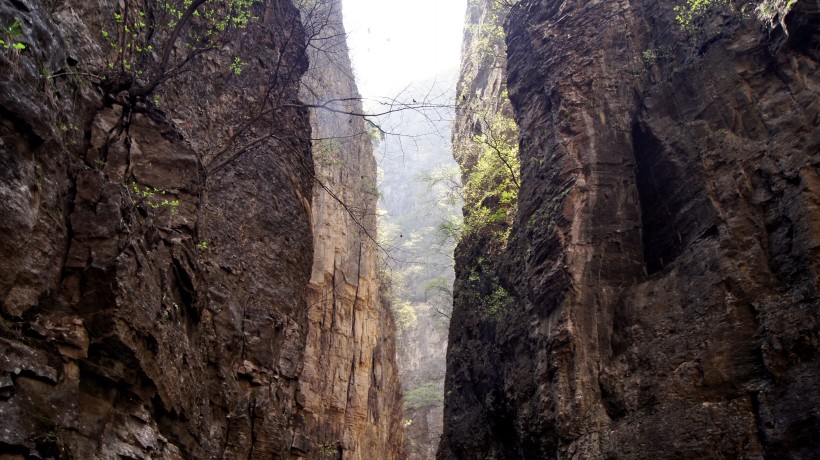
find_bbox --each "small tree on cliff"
[84,0,448,256]
[101,0,263,100]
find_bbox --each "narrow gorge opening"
[342,1,467,458]
[2,0,816,458]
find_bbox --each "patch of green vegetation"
[392,299,418,333]
[462,257,516,318]
[468,270,514,317]
[230,56,244,75]
[455,1,520,247]
[104,0,261,87]
[59,123,79,133]
[642,48,657,64]
[460,110,520,245]
[481,284,513,316]
[0,19,26,51]
[318,443,339,458]
[673,0,798,31]
[130,183,180,216]
[674,0,731,29]
[404,382,443,409]
[435,214,463,245]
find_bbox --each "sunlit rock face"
[440,0,819,459]
[300,0,405,458]
[0,0,403,457]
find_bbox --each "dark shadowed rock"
[440,1,819,459]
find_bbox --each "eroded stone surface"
[0,0,403,457]
[298,0,405,458]
[440,1,819,459]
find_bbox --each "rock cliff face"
[0,0,403,458]
[300,0,405,458]
[441,0,819,459]
[398,318,447,460]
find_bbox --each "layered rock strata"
[440,1,819,458]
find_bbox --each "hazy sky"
[342,0,468,99]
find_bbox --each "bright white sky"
[342,0,468,99]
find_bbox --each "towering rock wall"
[0,0,403,458]
[438,0,522,456]
[299,0,405,458]
[441,0,819,459]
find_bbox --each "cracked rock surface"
[440,1,819,459]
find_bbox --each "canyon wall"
[440,0,819,459]
[0,0,403,458]
[300,0,405,458]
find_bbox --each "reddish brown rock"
[298,0,406,458]
[0,0,403,458]
[440,1,819,459]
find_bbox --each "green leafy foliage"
[456,1,520,246]
[674,0,731,29]
[404,382,444,409]
[130,183,180,216]
[0,19,26,51]
[229,56,244,75]
[481,284,513,316]
[466,18,505,64]
[673,0,798,30]
[392,299,418,332]
[464,257,515,318]
[105,0,261,91]
[436,214,463,246]
[461,110,520,244]
[318,444,338,458]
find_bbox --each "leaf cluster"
[129,183,180,216]
[461,110,520,244]
[103,0,262,95]
[404,382,444,409]
[673,0,798,31]
[0,19,26,51]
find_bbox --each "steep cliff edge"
[0,0,403,458]
[441,1,819,459]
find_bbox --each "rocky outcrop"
[438,0,521,456]
[0,0,403,458]
[441,0,819,459]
